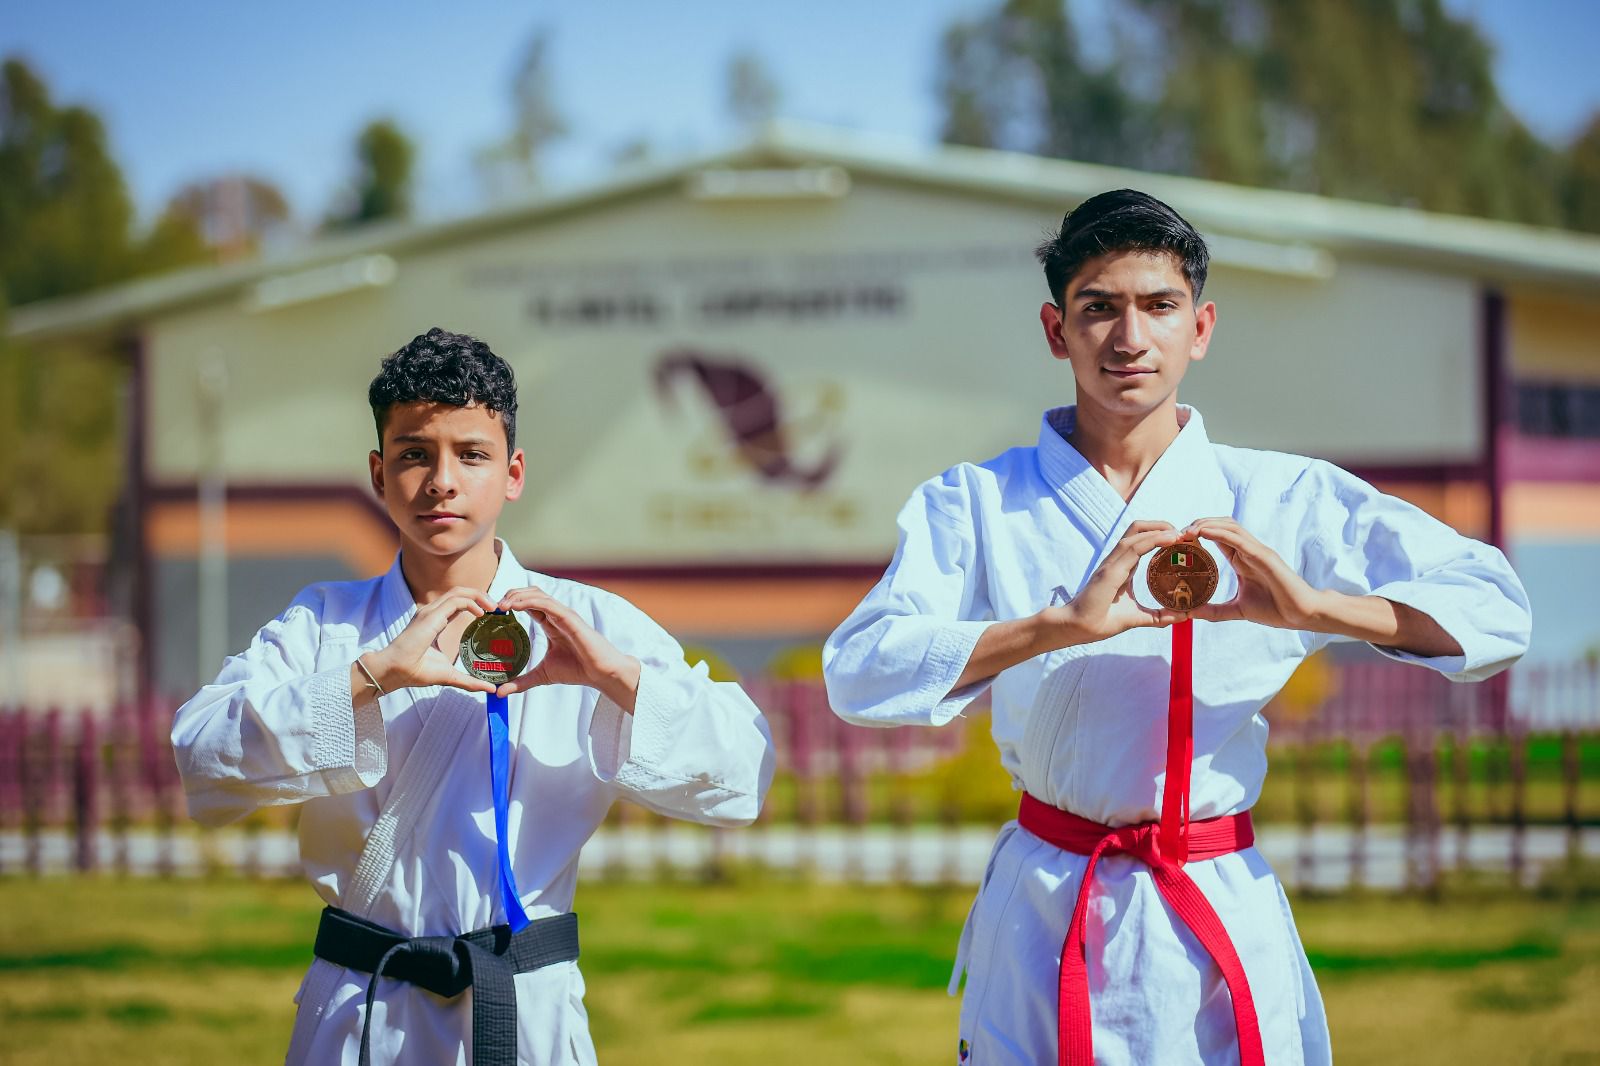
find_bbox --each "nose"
[425,455,460,497]
[1111,306,1150,356]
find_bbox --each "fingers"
[439,672,499,695]
[1188,595,1244,624]
[411,592,490,642]
[495,665,552,698]
[1098,527,1185,583]
[497,587,579,630]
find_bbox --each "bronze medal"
[458,611,532,684]
[1146,541,1219,612]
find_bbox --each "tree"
[0,58,135,306]
[1562,113,1600,234]
[936,0,1154,168]
[726,49,780,131]
[0,57,209,536]
[163,174,291,260]
[477,28,567,201]
[933,0,1578,229]
[328,119,415,228]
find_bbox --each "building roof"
[11,120,1600,343]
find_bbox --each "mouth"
[418,512,466,524]
[1103,367,1157,379]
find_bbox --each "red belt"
[1016,794,1264,1066]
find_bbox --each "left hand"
[493,587,642,711]
[1180,517,1326,630]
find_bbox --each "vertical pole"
[196,357,229,690]
[74,715,99,873]
[0,530,21,710]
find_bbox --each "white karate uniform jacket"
[823,405,1530,1065]
[172,542,776,1065]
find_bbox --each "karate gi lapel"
[1021,406,1237,800]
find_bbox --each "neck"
[1068,399,1184,502]
[399,535,501,606]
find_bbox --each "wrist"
[362,649,405,693]
[598,655,642,714]
[1301,588,1353,636]
[1036,606,1088,652]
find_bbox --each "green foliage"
[0,58,135,307]
[0,56,214,535]
[327,118,415,229]
[935,0,1596,230]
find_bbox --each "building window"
[1515,381,1600,439]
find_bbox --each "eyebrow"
[390,434,495,447]
[1074,286,1188,301]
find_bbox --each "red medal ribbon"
[1013,618,1265,1066]
[1160,619,1194,864]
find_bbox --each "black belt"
[312,905,580,1066]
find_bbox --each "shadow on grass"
[1308,938,1561,975]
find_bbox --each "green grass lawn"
[1,875,1598,1065]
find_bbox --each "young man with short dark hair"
[823,190,1529,1065]
[174,327,775,1065]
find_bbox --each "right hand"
[362,587,499,694]
[1041,520,1192,644]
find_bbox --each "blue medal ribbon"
[486,688,531,932]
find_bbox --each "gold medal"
[458,611,532,684]
[1146,541,1219,612]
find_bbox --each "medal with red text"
[1145,540,1218,865]
[458,610,533,930]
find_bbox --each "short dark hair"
[368,327,518,450]
[1035,189,1210,304]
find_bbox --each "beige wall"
[144,177,1488,567]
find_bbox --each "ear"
[505,447,526,502]
[368,449,385,497]
[1190,300,1217,363]
[1039,302,1071,362]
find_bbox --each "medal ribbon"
[482,611,531,933]
[487,691,530,931]
[1160,618,1194,864]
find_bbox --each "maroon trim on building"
[542,562,890,582]
[125,331,154,708]
[142,483,880,579]
[1338,461,1486,485]
[145,480,392,527]
[1482,289,1508,549]
[1502,434,1600,483]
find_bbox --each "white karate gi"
[823,405,1530,1065]
[172,541,776,1065]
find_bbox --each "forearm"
[951,610,1078,692]
[1308,590,1463,658]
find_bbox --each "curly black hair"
[368,327,519,450]
[1036,189,1210,305]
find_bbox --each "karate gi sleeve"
[170,593,387,827]
[587,593,775,827]
[1296,460,1531,682]
[821,471,996,727]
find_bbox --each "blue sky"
[4,0,1598,226]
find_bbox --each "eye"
[399,448,425,461]
[1150,301,1178,312]
[1082,301,1110,313]
[463,450,489,462]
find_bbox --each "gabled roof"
[11,120,1600,342]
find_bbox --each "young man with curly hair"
[174,327,775,1065]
